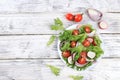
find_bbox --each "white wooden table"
[0,0,120,80]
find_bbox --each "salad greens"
[59,24,104,70]
[51,18,64,30]
[69,75,83,80]
[47,65,61,76]
[47,35,56,46]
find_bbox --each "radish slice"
[72,53,76,60]
[98,21,108,29]
[87,51,96,59]
[68,56,73,64]
[87,30,96,37]
[87,8,102,21]
[75,61,87,67]
[87,37,93,43]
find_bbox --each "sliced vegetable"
[87,51,96,58]
[62,50,71,58]
[70,41,77,48]
[72,29,80,35]
[74,14,83,22]
[68,56,73,64]
[84,26,91,33]
[47,65,60,76]
[77,57,87,64]
[47,35,56,46]
[75,61,86,67]
[98,21,108,29]
[87,8,102,21]
[87,30,96,37]
[87,37,94,43]
[80,51,87,58]
[82,40,91,47]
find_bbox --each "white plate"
[57,24,104,70]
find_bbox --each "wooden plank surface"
[0,59,119,80]
[0,13,119,34]
[0,0,119,13]
[0,34,119,59]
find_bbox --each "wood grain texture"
[0,59,119,80]
[0,13,119,34]
[0,0,119,13]
[0,34,119,59]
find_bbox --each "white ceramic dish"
[57,24,104,70]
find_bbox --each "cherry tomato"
[70,41,77,48]
[77,57,86,64]
[82,40,90,47]
[62,50,71,58]
[72,29,79,35]
[65,13,74,21]
[80,51,87,58]
[74,14,83,22]
[92,39,97,46]
[84,26,91,33]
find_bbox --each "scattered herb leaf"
[47,35,56,46]
[69,75,83,80]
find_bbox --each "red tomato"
[62,50,71,58]
[65,13,74,21]
[80,51,87,58]
[70,41,77,48]
[74,14,83,22]
[92,40,97,46]
[77,57,86,64]
[84,26,91,33]
[72,29,79,35]
[82,40,90,47]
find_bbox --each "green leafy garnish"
[51,18,64,30]
[69,75,83,80]
[47,65,60,76]
[60,42,70,51]
[94,35,102,46]
[47,35,56,46]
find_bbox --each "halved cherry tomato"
[74,14,83,22]
[65,13,74,21]
[82,40,90,47]
[80,51,87,58]
[84,26,91,33]
[92,39,97,46]
[62,50,71,58]
[72,29,79,35]
[77,57,86,64]
[70,41,77,48]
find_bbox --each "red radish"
[98,21,108,29]
[87,8,103,21]
[87,37,94,43]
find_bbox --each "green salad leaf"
[60,42,70,51]
[47,65,60,76]
[51,18,64,30]
[69,75,83,80]
[47,35,56,46]
[94,35,102,46]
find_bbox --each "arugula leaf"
[47,65,60,76]
[94,35,102,46]
[51,18,64,30]
[60,42,70,51]
[47,35,56,46]
[69,75,83,80]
